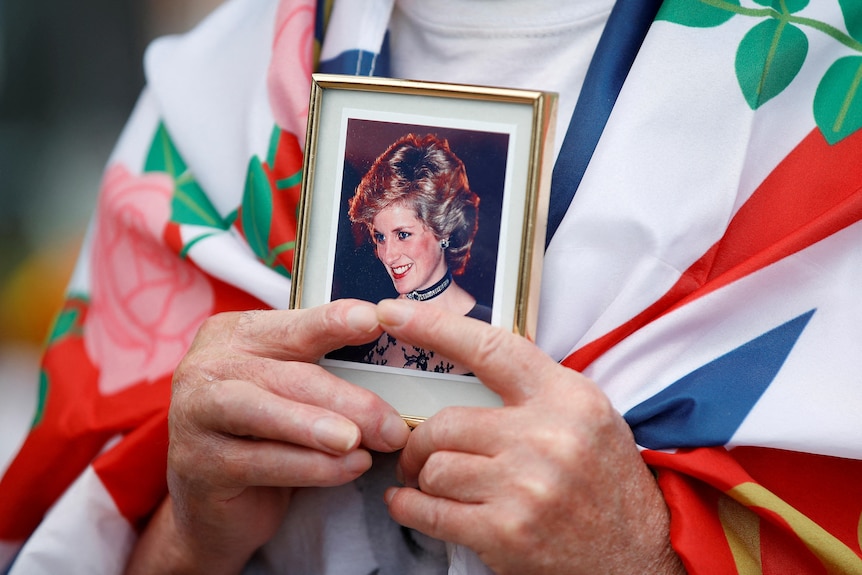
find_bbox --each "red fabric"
[644,447,862,574]
[233,130,305,275]
[0,255,268,543]
[564,127,862,373]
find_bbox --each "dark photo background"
[330,118,510,311]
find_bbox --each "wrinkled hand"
[127,300,410,575]
[377,299,685,575]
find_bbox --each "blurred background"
[0,0,225,473]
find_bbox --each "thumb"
[231,299,383,362]
[376,299,558,405]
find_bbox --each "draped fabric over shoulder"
[2,0,862,573]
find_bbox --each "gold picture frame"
[290,73,556,422]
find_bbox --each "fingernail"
[377,299,414,327]
[312,416,360,453]
[384,486,400,505]
[345,304,379,332]
[380,412,410,450]
[344,449,372,474]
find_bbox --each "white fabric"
[321,0,396,68]
[538,16,819,361]
[247,484,379,574]
[142,0,294,309]
[143,0,278,216]
[590,218,862,459]
[9,467,135,575]
[389,0,614,161]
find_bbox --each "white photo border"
[291,74,557,423]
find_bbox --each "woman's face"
[371,203,447,295]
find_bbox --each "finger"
[175,343,411,453]
[262,362,412,452]
[384,486,485,552]
[398,407,523,487]
[375,299,566,404]
[171,432,373,489]
[185,378,361,455]
[180,368,410,453]
[199,299,382,363]
[399,406,516,483]
[416,451,499,503]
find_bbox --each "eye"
[373,232,385,244]
[397,231,411,240]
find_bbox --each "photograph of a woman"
[328,125,508,375]
[349,133,490,374]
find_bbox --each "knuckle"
[421,407,466,452]
[202,380,234,423]
[426,409,457,442]
[215,444,254,485]
[319,301,346,333]
[233,309,264,336]
[421,499,447,538]
[284,304,346,360]
[348,386,380,413]
[579,380,616,417]
[470,326,510,366]
[418,452,447,494]
[494,510,540,554]
[167,424,215,481]
[524,423,583,461]
[510,467,557,512]
[196,311,241,347]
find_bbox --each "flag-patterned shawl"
[2,0,861,573]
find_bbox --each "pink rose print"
[267,0,315,142]
[85,164,214,395]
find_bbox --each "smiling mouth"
[391,263,412,280]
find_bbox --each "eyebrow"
[372,224,417,235]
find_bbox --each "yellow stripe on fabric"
[858,512,862,558]
[718,495,763,574]
[728,483,862,575]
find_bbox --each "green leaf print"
[45,306,80,344]
[145,123,228,229]
[144,123,187,178]
[814,56,862,144]
[242,156,275,261]
[31,369,49,428]
[838,0,862,43]
[656,0,739,28]
[660,0,862,143]
[752,0,808,13]
[736,19,808,109]
[172,174,229,229]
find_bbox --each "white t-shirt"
[389,0,614,160]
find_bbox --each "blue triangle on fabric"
[623,309,815,449]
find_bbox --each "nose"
[377,240,400,265]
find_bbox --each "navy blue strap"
[546,0,664,247]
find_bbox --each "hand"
[126,300,411,575]
[376,299,686,575]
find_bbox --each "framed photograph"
[291,73,556,425]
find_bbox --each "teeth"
[392,264,411,275]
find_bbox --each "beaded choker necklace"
[405,269,453,301]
